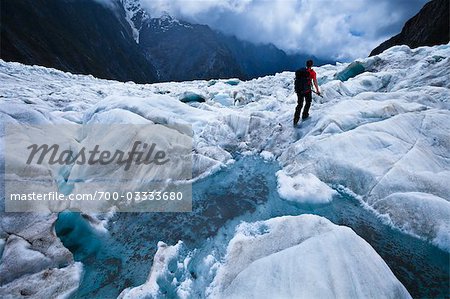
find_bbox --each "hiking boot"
[302,114,309,120]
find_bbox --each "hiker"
[294,59,321,125]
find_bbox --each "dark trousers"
[294,91,312,124]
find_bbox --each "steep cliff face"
[370,0,449,56]
[0,0,158,83]
[139,15,246,82]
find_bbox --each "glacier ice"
[373,192,450,251]
[276,170,336,204]
[1,43,449,297]
[208,215,411,299]
[335,61,365,81]
[118,241,184,299]
[179,91,206,103]
[0,262,82,299]
[122,215,412,299]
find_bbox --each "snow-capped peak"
[120,0,149,43]
[152,11,192,30]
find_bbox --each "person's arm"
[311,70,320,94]
[313,78,320,95]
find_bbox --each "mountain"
[370,0,449,56]
[123,0,325,81]
[1,0,329,83]
[0,0,158,83]
[139,14,246,82]
[121,0,150,43]
[138,13,327,81]
[219,34,327,79]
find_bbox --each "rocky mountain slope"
[0,0,158,83]
[370,0,449,56]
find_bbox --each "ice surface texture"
[1,43,449,297]
[276,170,336,204]
[120,215,411,299]
[210,215,411,299]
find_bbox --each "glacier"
[208,215,410,299]
[0,43,449,298]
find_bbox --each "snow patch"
[276,170,336,204]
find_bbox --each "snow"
[121,0,149,43]
[1,43,450,297]
[259,150,274,160]
[208,215,411,299]
[276,170,336,204]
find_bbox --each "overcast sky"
[140,0,429,61]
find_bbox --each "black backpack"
[295,68,311,94]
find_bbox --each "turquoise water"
[56,156,449,298]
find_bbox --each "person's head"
[306,60,314,68]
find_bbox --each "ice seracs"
[208,215,411,299]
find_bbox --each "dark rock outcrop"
[370,0,450,56]
[0,0,158,83]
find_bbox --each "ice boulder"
[179,91,206,103]
[208,215,411,299]
[276,170,336,204]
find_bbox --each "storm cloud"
[140,0,429,61]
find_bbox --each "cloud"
[92,0,118,9]
[140,0,429,61]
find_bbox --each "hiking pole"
[312,90,323,98]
